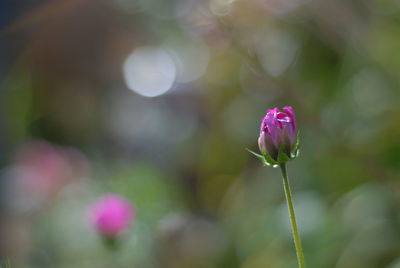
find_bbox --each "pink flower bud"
[89,194,135,239]
[258,106,299,164]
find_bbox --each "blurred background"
[1,0,400,267]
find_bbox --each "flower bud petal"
[257,106,299,165]
[282,106,297,143]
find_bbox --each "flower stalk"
[280,163,305,268]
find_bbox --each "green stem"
[280,164,305,268]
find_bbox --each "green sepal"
[246,148,264,159]
[277,146,290,165]
[246,148,268,166]
[246,148,278,167]
[290,131,300,159]
[263,150,279,167]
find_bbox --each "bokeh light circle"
[123,47,176,97]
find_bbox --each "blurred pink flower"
[89,194,135,238]
[15,142,73,194]
[7,140,91,212]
